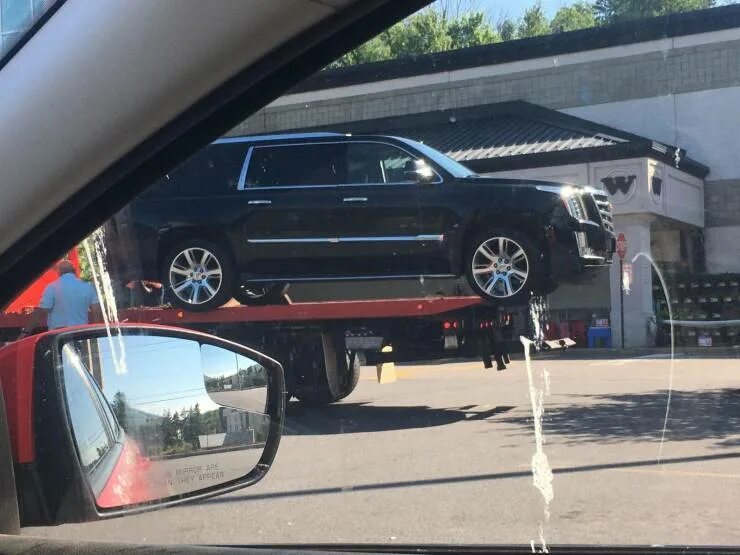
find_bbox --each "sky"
[480,0,560,21]
[470,0,737,21]
[91,335,222,417]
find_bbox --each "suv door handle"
[248,199,272,205]
[342,197,368,203]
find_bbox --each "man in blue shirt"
[19,260,102,337]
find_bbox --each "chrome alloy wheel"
[471,236,529,298]
[168,247,223,305]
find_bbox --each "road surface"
[25,354,740,547]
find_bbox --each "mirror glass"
[59,333,274,509]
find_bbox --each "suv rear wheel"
[465,230,542,305]
[162,239,234,311]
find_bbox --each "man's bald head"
[56,260,76,276]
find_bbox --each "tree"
[551,2,598,33]
[593,0,715,24]
[497,18,518,41]
[447,12,500,49]
[111,391,128,431]
[171,411,181,442]
[330,5,499,67]
[183,403,204,447]
[332,36,390,67]
[328,0,725,68]
[381,9,452,57]
[435,0,482,20]
[518,2,551,38]
[160,409,177,449]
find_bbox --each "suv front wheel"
[464,230,542,305]
[163,239,234,311]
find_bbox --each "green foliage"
[77,249,92,282]
[518,2,551,38]
[147,404,222,455]
[330,6,499,67]
[330,0,729,67]
[160,409,178,449]
[551,2,598,33]
[335,36,391,67]
[447,12,501,48]
[593,0,715,23]
[382,9,453,57]
[497,18,518,41]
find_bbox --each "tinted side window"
[346,142,416,184]
[140,143,245,198]
[245,143,345,187]
[178,143,246,196]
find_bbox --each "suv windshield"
[10,0,740,550]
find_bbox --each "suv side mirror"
[0,324,284,526]
[404,159,436,185]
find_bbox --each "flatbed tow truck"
[0,283,529,404]
[0,248,577,404]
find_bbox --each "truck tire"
[162,239,234,311]
[293,350,361,406]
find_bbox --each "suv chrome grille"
[591,191,614,233]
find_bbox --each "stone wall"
[229,33,740,137]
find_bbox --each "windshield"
[394,136,478,178]
[10,0,740,550]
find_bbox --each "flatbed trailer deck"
[117,296,485,324]
[0,295,520,404]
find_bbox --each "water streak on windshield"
[82,228,127,375]
[632,251,676,463]
[522,298,554,553]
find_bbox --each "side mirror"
[403,159,436,185]
[0,324,284,525]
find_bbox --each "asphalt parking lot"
[26,354,740,547]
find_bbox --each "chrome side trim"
[246,274,457,283]
[246,235,445,244]
[247,238,331,244]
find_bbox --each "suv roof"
[214,132,345,145]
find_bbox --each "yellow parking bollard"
[376,345,397,384]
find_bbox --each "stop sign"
[616,232,627,260]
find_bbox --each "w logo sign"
[601,175,636,196]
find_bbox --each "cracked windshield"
[8,0,740,549]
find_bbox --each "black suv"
[106,132,615,311]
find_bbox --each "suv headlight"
[535,184,588,220]
[565,195,586,220]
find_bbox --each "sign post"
[616,233,627,349]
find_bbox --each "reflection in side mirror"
[404,159,436,184]
[201,344,268,415]
[54,326,284,516]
